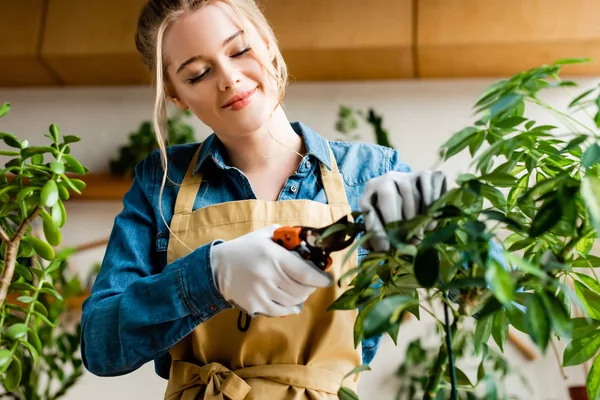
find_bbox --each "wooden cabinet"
[0,0,58,87]
[260,0,414,80]
[417,0,600,77]
[40,0,151,86]
[2,1,600,85]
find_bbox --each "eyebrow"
[176,30,244,74]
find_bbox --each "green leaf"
[16,296,34,304]
[51,200,66,228]
[583,144,600,168]
[441,127,480,159]
[49,124,60,142]
[495,116,527,129]
[40,179,59,208]
[530,198,561,237]
[3,134,21,149]
[469,131,486,156]
[575,272,600,295]
[363,295,416,339]
[27,328,42,354]
[504,252,547,280]
[582,175,600,234]
[338,387,359,400]
[479,172,518,187]
[0,349,11,368]
[6,323,28,340]
[420,224,458,249]
[492,309,509,352]
[485,258,514,304]
[5,356,22,392]
[525,294,550,351]
[561,136,588,153]
[554,57,592,65]
[22,236,55,261]
[574,281,600,320]
[414,248,440,288]
[45,258,63,275]
[587,354,600,400]
[572,318,600,340]
[0,102,10,117]
[480,184,507,211]
[563,330,600,366]
[50,160,65,174]
[343,364,371,380]
[328,288,362,311]
[21,339,40,367]
[489,93,525,120]
[540,292,572,339]
[43,213,61,246]
[63,154,86,174]
[506,303,527,333]
[63,135,81,144]
[474,314,493,355]
[572,255,600,268]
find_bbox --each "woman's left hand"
[359,170,448,252]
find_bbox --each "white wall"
[1,76,598,400]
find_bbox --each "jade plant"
[109,109,195,178]
[0,102,88,399]
[330,58,600,400]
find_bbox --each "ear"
[263,35,276,63]
[169,95,189,111]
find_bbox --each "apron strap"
[173,143,204,215]
[319,144,349,206]
[173,140,349,215]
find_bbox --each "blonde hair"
[134,0,289,249]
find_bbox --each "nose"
[217,61,241,92]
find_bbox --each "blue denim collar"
[192,121,332,175]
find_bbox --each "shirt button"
[290,185,297,193]
[304,160,311,169]
[209,304,218,311]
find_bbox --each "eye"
[232,46,251,58]
[187,69,209,85]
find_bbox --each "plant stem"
[0,226,9,243]
[423,308,459,400]
[443,295,458,400]
[0,207,40,305]
[550,337,568,380]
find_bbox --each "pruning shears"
[272,214,365,270]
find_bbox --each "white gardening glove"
[358,171,448,253]
[210,224,333,317]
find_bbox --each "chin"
[221,94,275,134]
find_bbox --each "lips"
[221,87,257,109]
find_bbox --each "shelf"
[6,172,132,202]
[68,172,132,201]
[6,290,90,312]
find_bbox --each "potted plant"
[330,58,600,400]
[0,102,88,399]
[109,109,195,178]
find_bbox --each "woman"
[80,0,447,398]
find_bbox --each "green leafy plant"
[336,106,394,149]
[0,102,88,399]
[331,58,600,400]
[396,327,528,400]
[109,109,195,177]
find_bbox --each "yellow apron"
[164,142,362,400]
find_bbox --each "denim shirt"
[80,121,411,379]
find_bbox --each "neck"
[218,106,305,174]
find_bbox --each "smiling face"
[162,2,278,136]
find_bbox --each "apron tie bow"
[167,361,251,400]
